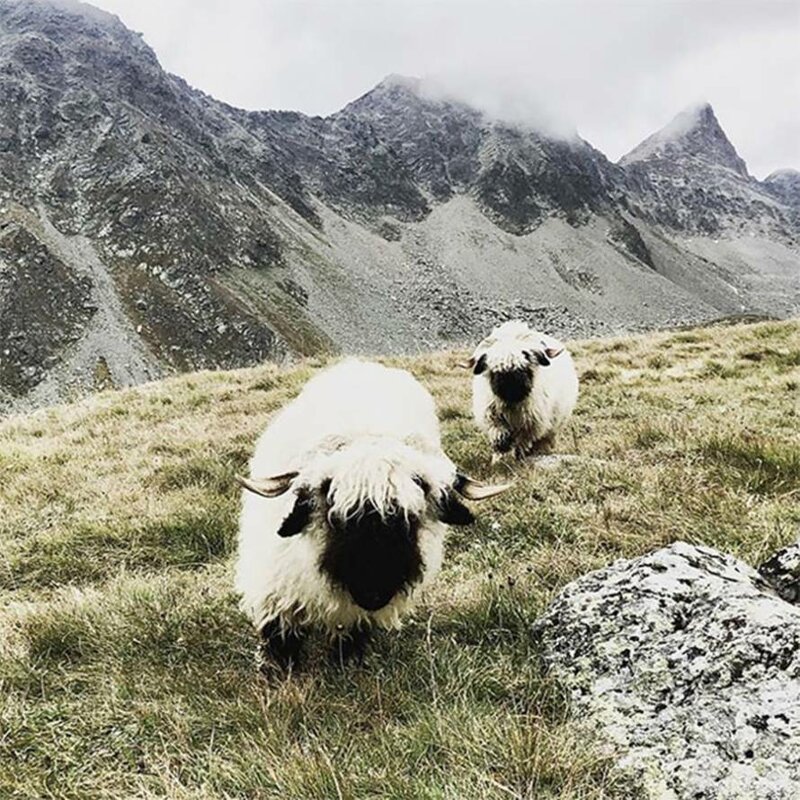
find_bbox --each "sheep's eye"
[413,475,430,494]
[276,489,314,537]
[473,354,488,375]
[534,351,551,367]
[524,349,550,366]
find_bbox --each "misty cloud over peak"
[352,72,581,143]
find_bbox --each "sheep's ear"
[544,346,564,360]
[454,473,513,501]
[277,490,314,537]
[436,490,475,526]
[236,471,298,498]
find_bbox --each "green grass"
[698,433,800,496]
[1,319,798,799]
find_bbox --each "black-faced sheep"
[468,321,579,460]
[235,359,510,667]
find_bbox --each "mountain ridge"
[0,0,798,414]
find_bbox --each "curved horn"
[457,357,475,370]
[236,471,298,498]
[454,473,514,501]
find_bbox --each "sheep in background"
[468,320,579,460]
[235,359,511,668]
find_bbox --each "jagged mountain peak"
[347,73,424,108]
[330,73,614,229]
[679,100,714,122]
[339,74,423,117]
[0,0,131,38]
[765,167,800,182]
[763,168,800,206]
[338,73,480,123]
[0,0,159,76]
[620,102,748,177]
[374,73,423,93]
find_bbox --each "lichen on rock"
[533,541,800,799]
[759,542,800,606]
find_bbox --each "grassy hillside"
[1,320,798,800]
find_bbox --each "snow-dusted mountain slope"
[620,103,796,240]
[0,0,798,412]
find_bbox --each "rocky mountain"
[620,103,794,238]
[1,0,798,413]
[764,168,800,210]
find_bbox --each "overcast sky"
[93,0,799,178]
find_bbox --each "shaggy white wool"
[471,320,579,454]
[235,359,454,634]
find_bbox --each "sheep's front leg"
[487,407,514,455]
[486,405,514,458]
[329,627,371,667]
[259,619,304,672]
[488,427,513,464]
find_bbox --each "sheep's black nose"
[352,588,394,611]
[491,368,532,404]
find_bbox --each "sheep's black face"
[321,501,423,612]
[490,367,532,405]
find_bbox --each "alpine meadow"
[1,0,800,797]
[1,319,798,799]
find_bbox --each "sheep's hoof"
[491,437,515,465]
[328,628,371,668]
[258,620,304,673]
[492,432,514,455]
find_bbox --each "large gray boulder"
[533,542,800,799]
[759,543,800,606]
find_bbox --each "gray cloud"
[94,0,799,178]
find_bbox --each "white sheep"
[468,321,579,460]
[235,358,510,667]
